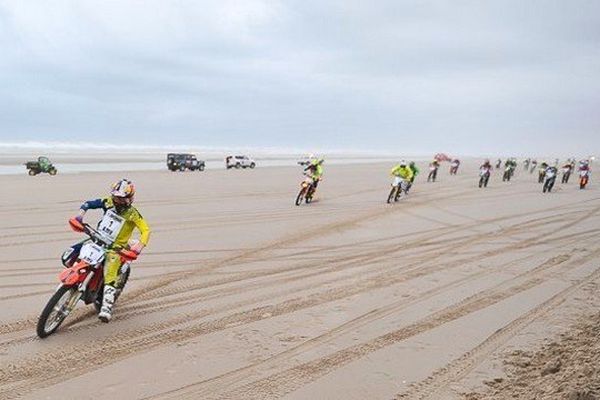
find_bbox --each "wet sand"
[0,160,598,400]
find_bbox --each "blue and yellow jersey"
[81,197,150,248]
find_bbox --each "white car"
[226,155,256,169]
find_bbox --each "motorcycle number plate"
[97,210,125,243]
[80,243,105,264]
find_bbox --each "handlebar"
[68,219,138,261]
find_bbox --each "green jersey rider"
[406,161,419,193]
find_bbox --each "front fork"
[57,268,96,316]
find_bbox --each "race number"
[97,210,125,243]
[80,242,105,264]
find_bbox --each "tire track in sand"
[1,213,595,400]
[394,266,600,399]
[202,250,600,400]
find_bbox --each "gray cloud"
[0,0,599,155]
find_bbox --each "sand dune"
[0,160,598,400]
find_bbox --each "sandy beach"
[1,160,599,400]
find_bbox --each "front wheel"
[49,168,57,176]
[295,187,306,206]
[28,169,36,176]
[250,163,255,169]
[387,186,397,204]
[37,285,78,338]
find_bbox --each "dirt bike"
[449,164,459,175]
[295,174,317,206]
[387,177,406,203]
[579,170,590,189]
[36,220,137,338]
[427,166,438,182]
[561,167,571,184]
[543,168,557,193]
[502,166,514,182]
[478,167,491,188]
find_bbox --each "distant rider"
[480,159,493,171]
[538,161,548,183]
[428,159,440,182]
[561,162,573,183]
[579,160,590,173]
[406,161,419,193]
[449,159,460,175]
[69,179,150,323]
[391,160,414,193]
[530,159,538,173]
[304,157,324,193]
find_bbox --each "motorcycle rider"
[449,159,460,175]
[304,157,324,193]
[543,164,558,192]
[479,159,493,185]
[579,160,591,180]
[503,158,517,179]
[480,159,493,171]
[406,161,419,193]
[538,162,548,183]
[69,179,150,322]
[579,159,591,173]
[530,159,538,173]
[428,159,440,182]
[391,160,414,194]
[561,161,573,183]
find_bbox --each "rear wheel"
[250,163,255,169]
[37,285,77,338]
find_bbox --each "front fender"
[59,262,89,286]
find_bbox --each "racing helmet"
[110,178,135,210]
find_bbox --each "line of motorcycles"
[294,160,591,207]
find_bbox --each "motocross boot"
[98,285,116,323]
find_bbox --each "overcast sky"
[0,0,598,155]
